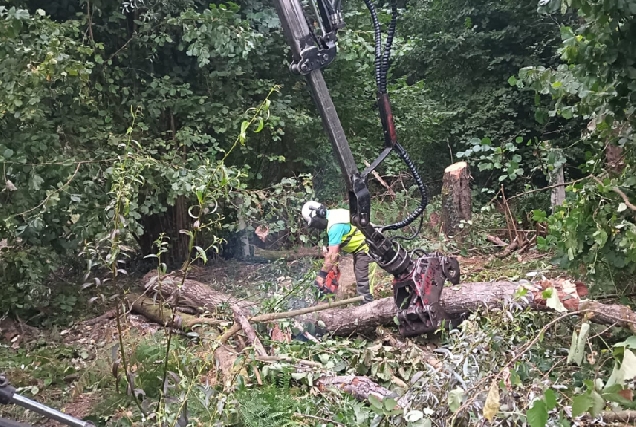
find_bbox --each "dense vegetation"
[2,0,636,425]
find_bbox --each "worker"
[301,201,374,304]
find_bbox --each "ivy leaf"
[448,388,464,413]
[368,394,383,409]
[571,394,593,417]
[544,388,557,411]
[526,399,547,427]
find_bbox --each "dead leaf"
[483,380,500,422]
[270,325,291,343]
[255,225,269,242]
[618,388,633,401]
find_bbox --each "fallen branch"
[231,303,267,357]
[256,355,323,368]
[250,296,364,323]
[218,296,364,344]
[592,175,636,212]
[317,375,397,401]
[142,271,255,312]
[140,275,636,338]
[598,410,636,423]
[487,235,507,247]
[496,237,520,258]
[364,159,396,198]
[82,309,117,327]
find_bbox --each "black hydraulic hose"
[380,1,398,93]
[362,0,383,92]
[358,0,428,235]
[391,213,425,241]
[381,143,428,231]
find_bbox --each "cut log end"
[444,161,469,174]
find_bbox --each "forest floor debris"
[1,251,636,427]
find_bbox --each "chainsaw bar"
[393,253,460,336]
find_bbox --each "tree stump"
[441,162,472,237]
[550,165,566,212]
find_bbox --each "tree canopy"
[0,0,635,319]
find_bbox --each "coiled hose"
[361,0,428,235]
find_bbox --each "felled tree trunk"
[441,161,472,237]
[126,294,222,331]
[295,278,636,336]
[140,271,636,337]
[142,270,255,311]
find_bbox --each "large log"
[142,270,255,311]
[127,294,223,331]
[441,161,472,237]
[140,272,636,337]
[295,278,636,336]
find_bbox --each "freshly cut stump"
[441,161,472,237]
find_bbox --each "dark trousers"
[353,251,373,303]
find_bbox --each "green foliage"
[514,0,636,289]
[236,386,303,427]
[396,0,580,197]
[0,1,307,318]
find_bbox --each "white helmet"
[301,201,327,229]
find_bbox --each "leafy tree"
[516,0,636,289]
[396,0,582,198]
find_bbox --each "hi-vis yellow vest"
[326,209,368,254]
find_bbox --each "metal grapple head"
[393,253,460,337]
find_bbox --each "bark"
[550,165,566,211]
[142,270,255,311]
[140,273,636,337]
[231,303,267,357]
[316,375,399,402]
[441,162,472,237]
[127,294,222,331]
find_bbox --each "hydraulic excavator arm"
[271,0,461,336]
